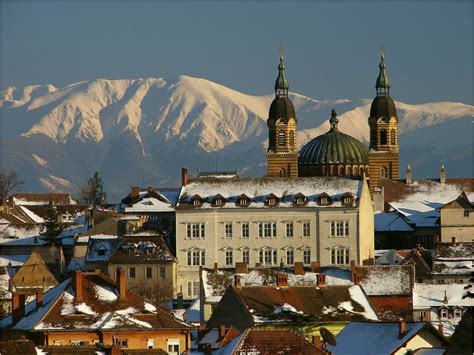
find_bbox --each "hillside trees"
[79,171,107,206]
[0,170,24,203]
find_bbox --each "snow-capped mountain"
[1,76,473,198]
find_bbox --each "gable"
[12,252,58,288]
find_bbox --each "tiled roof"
[355,265,413,296]
[85,236,121,262]
[11,193,75,205]
[109,235,174,264]
[435,242,473,260]
[0,340,37,354]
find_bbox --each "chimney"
[312,335,322,348]
[451,237,456,246]
[177,293,184,309]
[234,274,241,287]
[276,273,289,287]
[399,319,407,339]
[36,289,44,310]
[116,268,126,299]
[350,260,358,284]
[373,187,385,212]
[235,262,248,274]
[182,168,189,186]
[440,165,446,184]
[406,165,412,184]
[11,292,26,325]
[438,322,443,336]
[73,270,83,301]
[317,274,326,287]
[294,262,305,276]
[214,262,219,272]
[310,262,320,273]
[219,325,226,339]
[130,186,140,199]
[147,186,153,193]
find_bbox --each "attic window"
[454,308,462,318]
[464,210,470,217]
[320,197,328,205]
[98,246,106,256]
[191,195,202,207]
[293,194,306,205]
[266,194,279,206]
[238,195,250,206]
[193,199,200,206]
[343,197,353,205]
[318,194,331,206]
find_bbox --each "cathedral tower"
[368,49,400,193]
[267,51,299,177]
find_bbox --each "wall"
[440,209,474,242]
[358,178,375,263]
[394,329,445,355]
[102,330,187,351]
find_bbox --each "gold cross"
[279,46,284,58]
[380,43,385,58]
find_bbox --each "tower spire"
[274,48,289,98]
[329,109,339,131]
[376,44,390,96]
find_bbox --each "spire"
[274,47,289,98]
[376,44,390,96]
[329,109,339,131]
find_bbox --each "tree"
[80,171,107,206]
[40,200,64,244]
[0,170,25,203]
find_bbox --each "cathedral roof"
[299,110,368,165]
[370,95,397,119]
[268,97,296,122]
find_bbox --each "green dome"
[299,110,368,165]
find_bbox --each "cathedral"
[266,50,400,193]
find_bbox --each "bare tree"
[0,170,25,204]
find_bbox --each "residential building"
[0,270,192,352]
[327,321,448,354]
[85,235,121,272]
[439,192,474,242]
[176,172,374,299]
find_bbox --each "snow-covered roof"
[375,250,405,265]
[85,236,121,262]
[18,206,45,224]
[356,265,413,296]
[179,176,361,209]
[374,211,414,232]
[327,322,432,355]
[0,254,29,267]
[413,283,474,308]
[124,197,175,213]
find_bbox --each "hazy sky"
[1,1,472,104]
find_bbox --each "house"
[84,235,121,272]
[107,229,177,301]
[412,282,473,336]
[431,240,473,284]
[439,192,474,242]
[326,320,448,355]
[199,263,352,322]
[352,263,414,321]
[374,174,473,249]
[206,278,378,335]
[176,170,374,299]
[8,193,77,207]
[0,269,192,352]
[213,328,328,355]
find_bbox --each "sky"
[1,1,472,104]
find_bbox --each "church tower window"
[391,129,396,145]
[278,130,285,146]
[380,129,387,145]
[289,130,295,146]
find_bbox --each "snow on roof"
[413,283,474,308]
[0,231,48,246]
[85,236,121,262]
[18,206,45,224]
[179,176,361,209]
[213,333,245,355]
[375,250,405,265]
[390,181,468,227]
[432,260,473,275]
[436,242,473,260]
[160,190,180,206]
[0,254,29,266]
[124,197,175,213]
[327,322,427,355]
[357,265,412,296]
[374,211,414,232]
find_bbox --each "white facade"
[175,176,374,299]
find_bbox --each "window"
[146,267,152,279]
[98,246,106,256]
[53,341,61,346]
[380,129,387,145]
[258,223,276,238]
[215,198,223,206]
[464,210,470,217]
[259,249,277,265]
[320,197,328,205]
[117,339,128,347]
[289,130,295,146]
[129,267,136,279]
[343,197,353,205]
[187,249,205,266]
[147,339,155,349]
[268,198,276,206]
[187,281,200,298]
[286,222,294,237]
[303,222,310,237]
[330,248,350,265]
[286,249,294,265]
[193,199,201,206]
[278,130,285,146]
[454,308,462,318]
[242,223,249,238]
[225,223,233,238]
[330,221,349,237]
[303,249,311,265]
[242,249,250,264]
[167,340,180,355]
[159,267,166,279]
[186,223,205,239]
[225,250,233,266]
[440,308,448,319]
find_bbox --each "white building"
[175,171,374,299]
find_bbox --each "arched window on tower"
[278,130,285,146]
[380,129,387,145]
[380,167,387,178]
[338,166,344,176]
[354,166,359,176]
[289,130,295,146]
[346,166,351,176]
[390,129,396,145]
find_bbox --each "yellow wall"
[358,178,375,263]
[393,330,445,354]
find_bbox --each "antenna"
[319,327,337,347]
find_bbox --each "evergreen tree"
[80,171,107,206]
[40,200,64,244]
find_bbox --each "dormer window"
[265,194,279,207]
[318,193,331,206]
[342,193,354,206]
[98,246,106,256]
[293,193,307,205]
[191,195,203,207]
[212,194,226,207]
